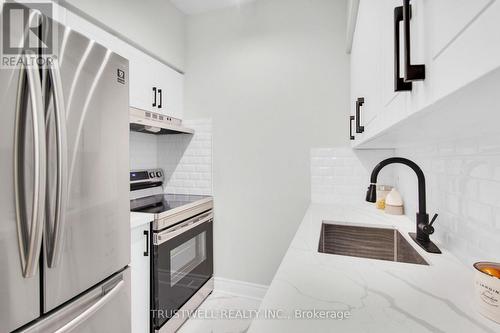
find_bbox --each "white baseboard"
[214,277,269,301]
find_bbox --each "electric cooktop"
[130,193,210,214]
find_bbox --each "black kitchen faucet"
[366,157,441,254]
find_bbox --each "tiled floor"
[177,292,261,333]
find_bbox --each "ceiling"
[171,0,257,15]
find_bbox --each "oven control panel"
[130,169,164,191]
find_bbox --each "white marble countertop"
[248,203,500,333]
[130,212,154,229]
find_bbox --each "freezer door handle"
[54,277,125,333]
[14,52,47,278]
[45,57,68,268]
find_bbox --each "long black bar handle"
[350,116,355,140]
[158,89,162,109]
[152,87,157,107]
[403,0,425,81]
[143,230,149,257]
[394,6,412,92]
[355,97,365,134]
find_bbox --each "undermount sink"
[318,222,428,266]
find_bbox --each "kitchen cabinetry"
[350,0,382,137]
[157,62,184,120]
[419,0,500,107]
[64,10,184,120]
[130,54,184,119]
[131,224,151,333]
[125,45,184,118]
[350,0,500,148]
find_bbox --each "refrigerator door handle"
[14,52,47,278]
[45,57,68,268]
[53,279,125,333]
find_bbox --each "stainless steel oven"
[130,169,214,333]
[152,210,214,333]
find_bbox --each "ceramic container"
[384,188,404,215]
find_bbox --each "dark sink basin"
[318,222,428,265]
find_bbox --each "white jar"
[474,262,500,323]
[385,188,404,215]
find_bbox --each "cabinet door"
[350,0,383,132]
[129,48,156,112]
[130,54,185,119]
[131,224,151,333]
[421,0,500,105]
[156,64,184,120]
[379,0,413,123]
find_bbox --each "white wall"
[62,0,186,71]
[184,0,350,285]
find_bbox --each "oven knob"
[149,172,155,178]
[156,171,162,177]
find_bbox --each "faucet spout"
[369,157,426,213]
[366,157,441,254]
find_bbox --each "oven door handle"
[155,212,213,245]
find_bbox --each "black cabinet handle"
[394,6,412,92]
[143,230,149,257]
[158,89,162,109]
[356,97,365,134]
[403,0,425,81]
[349,116,355,140]
[152,87,157,107]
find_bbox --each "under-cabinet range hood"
[129,107,195,135]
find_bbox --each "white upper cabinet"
[350,0,383,142]
[127,51,184,119]
[64,10,184,120]
[350,0,500,147]
[126,46,156,113]
[419,0,500,106]
[156,63,184,120]
[138,56,184,119]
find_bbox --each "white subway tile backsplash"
[463,178,479,197]
[478,180,500,207]
[312,138,500,266]
[395,136,500,265]
[158,118,213,195]
[469,161,493,179]
[130,118,213,196]
[311,147,394,205]
[129,132,158,170]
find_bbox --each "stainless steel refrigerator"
[0,3,130,332]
